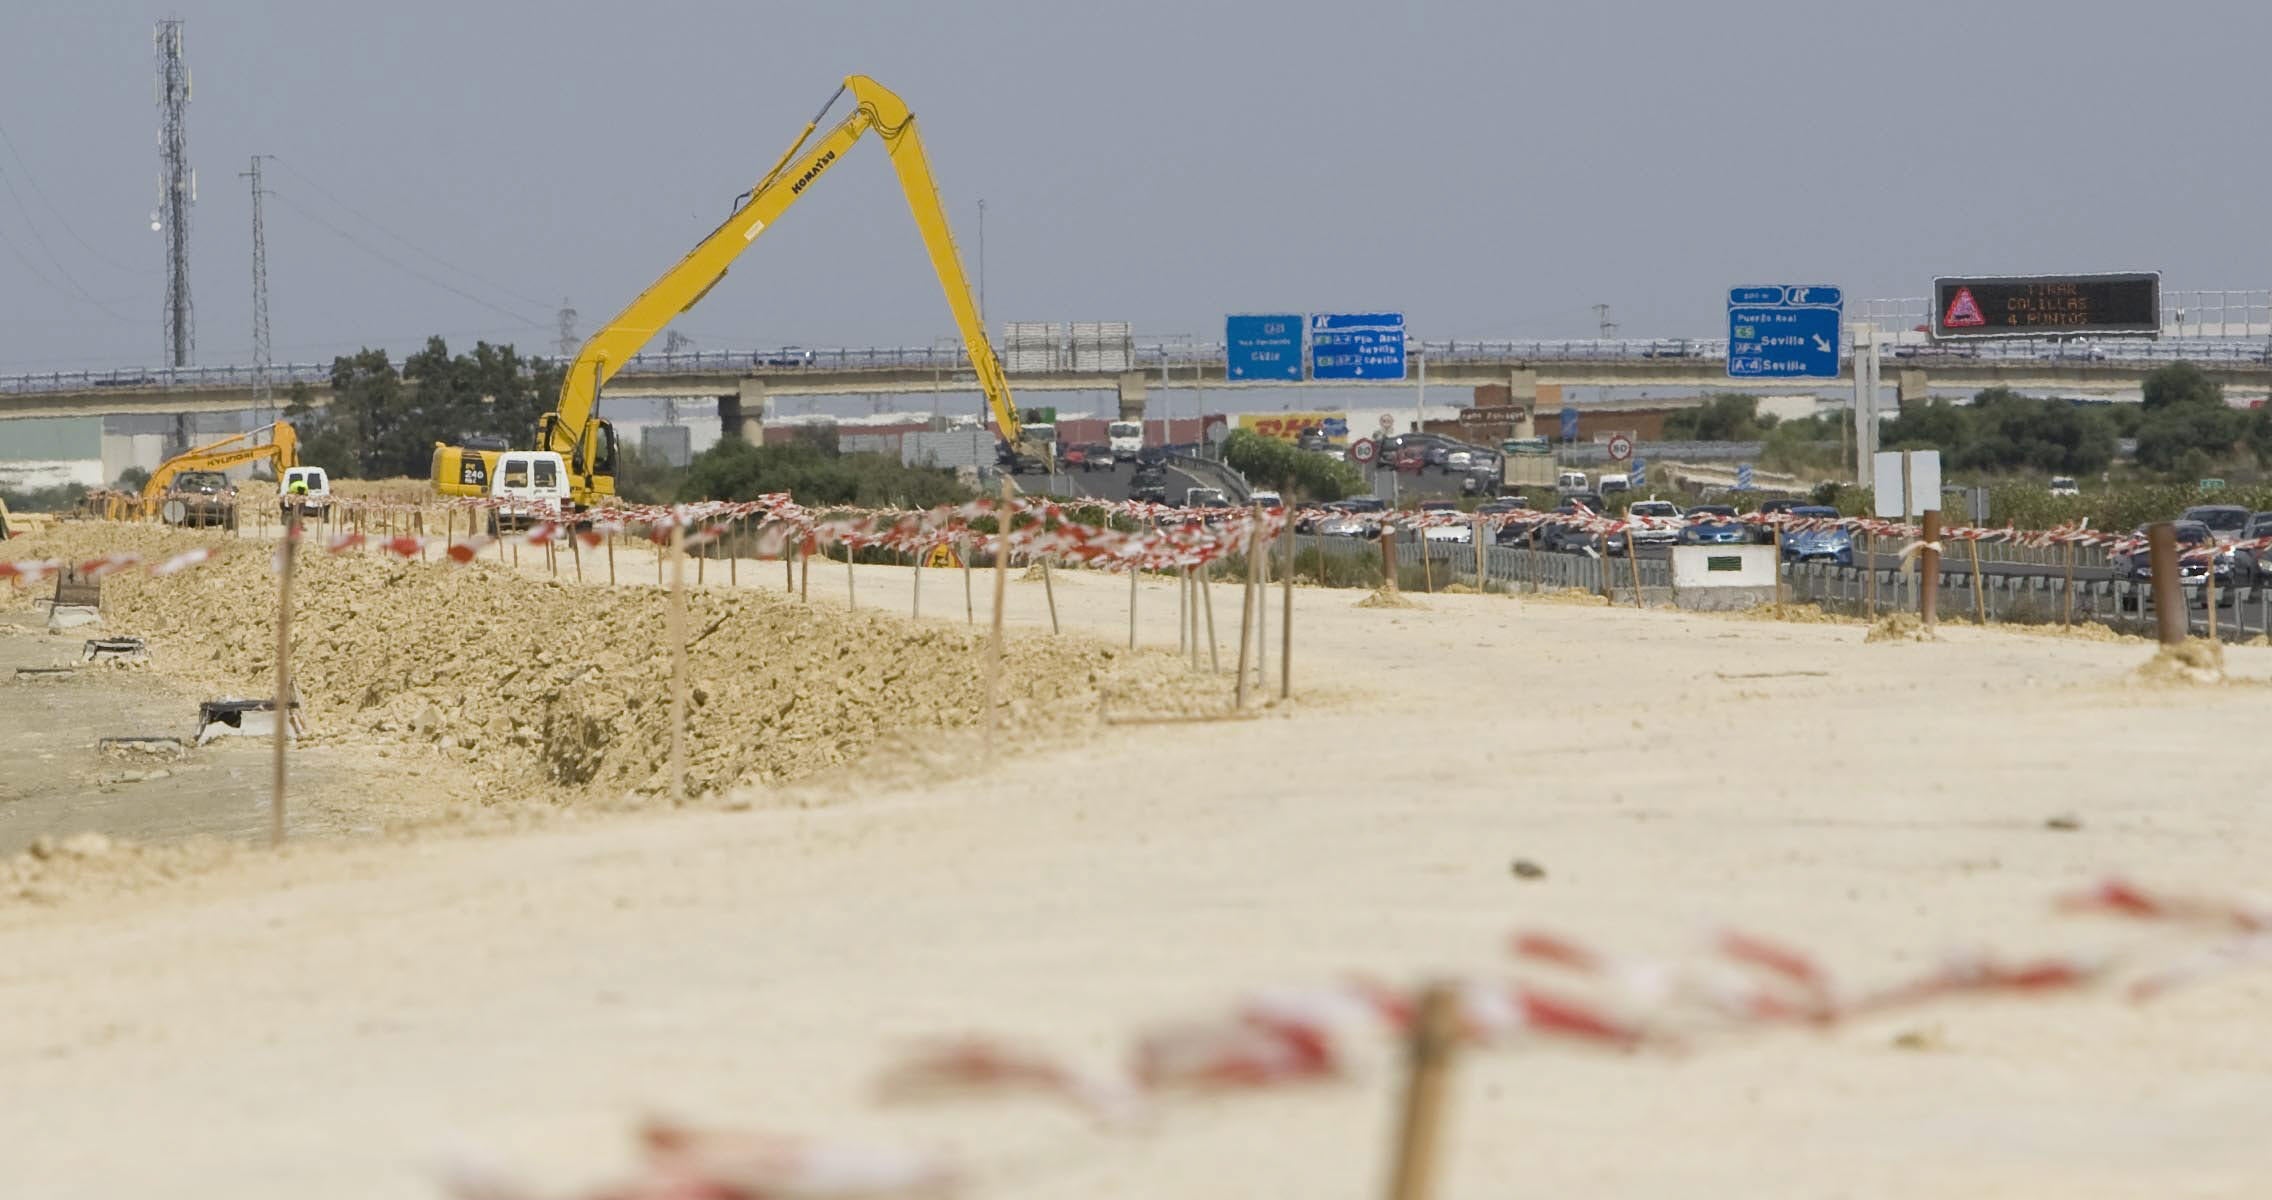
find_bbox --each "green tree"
[1220,429,1363,500]
[677,437,969,508]
[2133,363,2240,477]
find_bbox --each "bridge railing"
[8,335,2271,397]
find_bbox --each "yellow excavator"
[432,74,1039,505]
[139,421,299,527]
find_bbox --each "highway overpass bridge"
[6,339,2270,429]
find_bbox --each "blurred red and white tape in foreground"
[446,876,2266,1200]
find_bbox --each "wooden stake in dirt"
[2206,552,2219,643]
[2062,541,2077,625]
[1127,558,1139,650]
[696,535,705,585]
[547,532,557,577]
[1178,565,1191,656]
[1201,561,1220,672]
[1280,514,1294,699]
[1235,507,1262,709]
[727,517,737,586]
[913,548,924,619]
[985,480,1012,752]
[1624,528,1644,608]
[570,526,583,582]
[845,541,856,610]
[1421,534,1433,593]
[1382,525,1400,593]
[2147,522,2186,646]
[669,519,689,806]
[1040,557,1059,635]
[1969,536,1987,625]
[1772,524,1786,607]
[1472,515,1486,589]
[606,526,616,587]
[1384,983,1461,1200]
[963,534,976,626]
[1919,509,1942,630]
[1255,530,1269,688]
[800,544,811,602]
[270,507,302,849]
[1864,530,1877,614]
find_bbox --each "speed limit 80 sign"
[1606,434,1633,462]
[1348,437,1378,465]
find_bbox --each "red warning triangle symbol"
[1943,287,1986,328]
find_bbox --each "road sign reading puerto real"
[1309,313,1406,381]
[1606,433,1633,462]
[1225,314,1303,380]
[1727,284,1842,380]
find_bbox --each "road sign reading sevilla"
[1727,284,1843,380]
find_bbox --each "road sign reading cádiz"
[1606,434,1633,462]
[1728,284,1842,380]
[1225,314,1303,381]
[1348,437,1378,465]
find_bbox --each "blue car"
[1679,505,1748,545]
[1778,505,1853,565]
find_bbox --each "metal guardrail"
[9,334,2272,398]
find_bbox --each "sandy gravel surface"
[3,540,2267,1198]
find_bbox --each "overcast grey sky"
[4,0,2270,373]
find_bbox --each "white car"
[1624,499,1684,546]
[1445,449,1474,470]
[2048,476,2080,497]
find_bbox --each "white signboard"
[1872,449,1943,518]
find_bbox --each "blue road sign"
[1320,416,1349,439]
[1736,463,1755,490]
[1560,406,1579,442]
[1309,312,1406,381]
[1727,284,1842,380]
[1225,314,1303,381]
[1628,457,1646,489]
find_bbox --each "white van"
[279,465,332,518]
[488,450,571,532]
[1557,469,1590,493]
[1108,421,1144,462]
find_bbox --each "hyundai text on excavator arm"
[433,74,1037,507]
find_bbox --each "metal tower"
[556,297,578,357]
[155,18,194,368]
[242,155,272,418]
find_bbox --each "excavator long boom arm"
[143,421,299,500]
[548,75,1020,478]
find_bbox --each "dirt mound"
[1530,588,1609,607]
[1,522,233,612]
[2134,638,2225,686]
[1441,582,1478,595]
[96,540,1227,804]
[1,832,240,905]
[1864,613,1937,643]
[1735,602,1846,624]
[1355,587,1423,610]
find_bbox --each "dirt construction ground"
[3,525,2268,1198]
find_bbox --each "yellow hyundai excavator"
[432,74,1039,505]
[141,421,299,527]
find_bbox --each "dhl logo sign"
[1237,412,1349,443]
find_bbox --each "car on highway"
[2181,505,2251,545]
[1059,444,1092,470]
[1444,448,1474,470]
[2114,521,2253,600]
[2049,476,2080,497]
[1679,504,1748,545]
[1623,499,1684,548]
[1778,505,1853,565]
[1249,490,1283,511]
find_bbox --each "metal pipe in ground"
[2147,522,2186,646]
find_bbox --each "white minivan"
[488,450,571,532]
[279,465,332,519]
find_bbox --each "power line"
[0,118,145,276]
[270,156,555,313]
[266,188,548,330]
[0,167,138,323]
